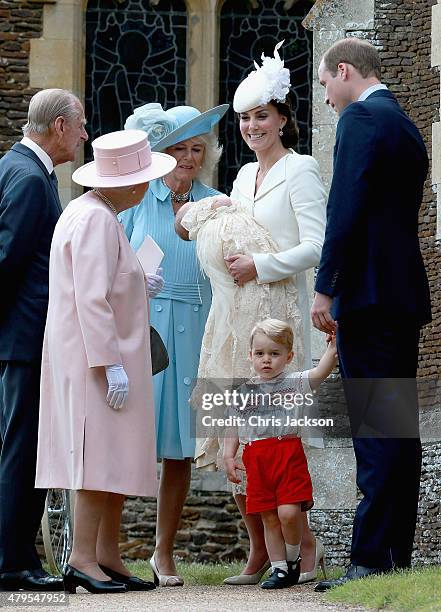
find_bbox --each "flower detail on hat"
[124,103,178,149]
[253,41,291,106]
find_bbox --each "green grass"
[325,566,441,611]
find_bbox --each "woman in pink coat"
[35,130,176,594]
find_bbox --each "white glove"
[105,364,129,410]
[146,267,164,298]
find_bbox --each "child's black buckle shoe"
[260,567,292,589]
[287,555,301,585]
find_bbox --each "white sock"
[271,560,288,573]
[285,543,300,562]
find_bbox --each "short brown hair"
[323,38,381,80]
[250,319,293,352]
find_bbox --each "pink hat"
[72,129,176,188]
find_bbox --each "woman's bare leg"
[300,512,317,572]
[68,490,110,581]
[154,458,191,575]
[234,493,268,574]
[96,493,129,575]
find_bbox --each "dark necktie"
[49,170,62,213]
[50,170,58,188]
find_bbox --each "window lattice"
[85,0,187,160]
[219,0,313,195]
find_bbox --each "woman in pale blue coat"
[121,102,228,586]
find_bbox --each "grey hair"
[22,89,81,136]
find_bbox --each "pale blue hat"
[124,103,229,152]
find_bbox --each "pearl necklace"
[163,178,192,204]
[93,188,118,215]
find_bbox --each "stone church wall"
[0,0,42,155]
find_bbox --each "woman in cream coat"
[177,42,327,584]
[36,130,176,594]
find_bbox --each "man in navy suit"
[0,89,88,591]
[311,38,431,590]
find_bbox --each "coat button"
[155,304,163,312]
[177,325,185,332]
[183,377,191,385]
[193,305,199,312]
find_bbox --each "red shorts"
[242,437,313,515]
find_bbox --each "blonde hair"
[250,319,293,352]
[163,132,222,186]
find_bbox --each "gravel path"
[1,584,369,612]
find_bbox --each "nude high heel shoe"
[298,539,327,584]
[149,555,184,587]
[223,560,271,585]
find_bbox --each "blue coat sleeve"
[314,103,377,297]
[0,172,47,279]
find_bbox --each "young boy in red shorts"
[223,318,337,589]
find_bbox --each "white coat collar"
[234,150,296,201]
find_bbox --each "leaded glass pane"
[85,0,187,161]
[219,0,313,194]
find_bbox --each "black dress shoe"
[62,564,128,594]
[0,569,64,592]
[315,563,390,592]
[261,567,295,589]
[99,564,155,591]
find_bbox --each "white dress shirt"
[358,83,388,101]
[20,136,54,174]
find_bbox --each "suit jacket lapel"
[254,155,286,201]
[11,143,63,213]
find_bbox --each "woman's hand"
[105,364,129,410]
[145,267,164,298]
[210,195,233,210]
[224,254,257,286]
[223,457,245,484]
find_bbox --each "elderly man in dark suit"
[0,88,88,591]
[311,38,431,590]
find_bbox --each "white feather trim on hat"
[233,41,291,113]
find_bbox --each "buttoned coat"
[231,150,327,367]
[36,191,157,496]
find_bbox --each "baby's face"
[250,332,293,380]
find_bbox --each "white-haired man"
[0,89,88,591]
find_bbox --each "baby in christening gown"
[181,196,305,472]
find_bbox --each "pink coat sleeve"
[71,209,122,368]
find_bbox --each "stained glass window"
[85,0,187,160]
[219,0,313,194]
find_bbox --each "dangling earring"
[279,128,284,137]
[132,188,136,195]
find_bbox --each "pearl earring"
[279,128,284,136]
[132,188,136,194]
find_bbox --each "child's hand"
[224,457,245,484]
[326,333,338,364]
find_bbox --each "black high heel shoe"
[99,564,155,591]
[62,564,128,594]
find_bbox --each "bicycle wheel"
[42,489,74,575]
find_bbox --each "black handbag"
[150,325,169,375]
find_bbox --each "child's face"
[250,332,293,380]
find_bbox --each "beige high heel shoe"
[223,560,271,585]
[298,539,327,584]
[149,555,184,587]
